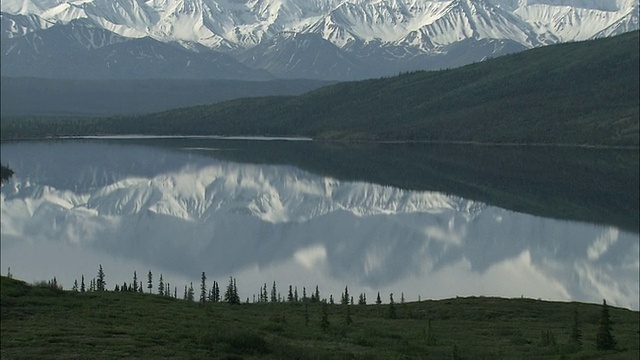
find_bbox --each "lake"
[1,138,638,309]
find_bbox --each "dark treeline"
[63,265,384,307]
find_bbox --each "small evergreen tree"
[72,279,78,291]
[7,267,12,279]
[224,277,240,305]
[213,281,220,302]
[183,285,188,300]
[133,271,138,292]
[147,271,153,294]
[271,281,277,303]
[288,285,294,302]
[302,287,307,302]
[314,285,320,303]
[294,286,299,302]
[187,282,195,301]
[329,294,334,304]
[358,293,367,305]
[200,272,207,303]
[96,265,106,291]
[376,292,382,305]
[114,284,120,292]
[80,275,85,292]
[596,299,616,350]
[158,274,165,296]
[262,283,268,302]
[341,286,350,305]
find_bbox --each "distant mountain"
[1,0,638,80]
[0,18,272,80]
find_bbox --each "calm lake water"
[1,138,638,309]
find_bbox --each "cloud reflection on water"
[1,141,638,310]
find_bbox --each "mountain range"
[2,0,638,80]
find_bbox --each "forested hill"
[2,31,638,146]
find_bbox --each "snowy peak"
[1,0,637,79]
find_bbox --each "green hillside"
[1,31,638,145]
[2,276,639,359]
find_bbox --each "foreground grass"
[1,276,638,359]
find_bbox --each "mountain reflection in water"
[1,140,638,310]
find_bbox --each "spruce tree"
[200,272,207,303]
[294,286,299,302]
[271,281,277,303]
[96,265,106,291]
[262,283,268,302]
[376,292,382,305]
[72,279,78,291]
[314,285,320,303]
[158,274,165,296]
[341,286,350,305]
[288,285,294,302]
[213,281,220,302]
[330,295,334,304]
[302,287,307,302]
[596,299,616,350]
[358,293,367,305]
[133,271,138,292]
[187,282,195,301]
[224,277,240,305]
[147,271,153,294]
[233,278,239,304]
[80,275,85,292]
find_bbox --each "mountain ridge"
[1,0,637,80]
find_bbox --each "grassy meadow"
[1,276,638,359]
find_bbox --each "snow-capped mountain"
[1,0,638,79]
